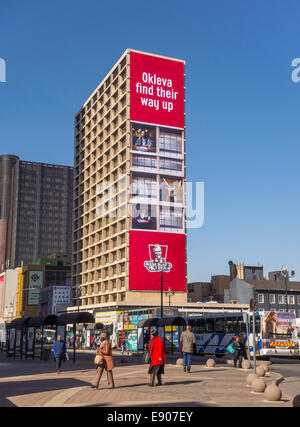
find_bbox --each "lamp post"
[165,286,174,306]
[281,266,296,312]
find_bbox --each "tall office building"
[0,155,73,271]
[72,49,187,311]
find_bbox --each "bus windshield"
[261,311,297,340]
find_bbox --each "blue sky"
[1,0,300,282]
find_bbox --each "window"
[160,158,182,172]
[206,319,214,333]
[160,207,182,230]
[132,155,157,169]
[195,319,205,334]
[288,295,295,305]
[159,130,182,154]
[269,294,275,304]
[258,294,264,304]
[131,175,157,199]
[278,295,286,305]
[215,318,225,332]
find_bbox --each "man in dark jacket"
[232,336,243,368]
[53,335,67,374]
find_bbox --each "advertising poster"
[131,123,156,152]
[262,311,296,339]
[0,276,4,319]
[28,271,43,305]
[130,51,184,129]
[129,230,186,292]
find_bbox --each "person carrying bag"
[91,332,115,390]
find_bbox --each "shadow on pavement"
[0,377,90,407]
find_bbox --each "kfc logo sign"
[129,230,186,292]
[144,244,172,273]
[130,51,184,128]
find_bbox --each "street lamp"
[281,266,296,312]
[165,286,174,306]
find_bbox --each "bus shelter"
[6,317,32,360]
[56,312,95,362]
[84,323,105,349]
[138,317,186,354]
[158,317,186,354]
[26,315,58,360]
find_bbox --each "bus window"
[225,318,235,334]
[195,319,205,334]
[249,317,261,334]
[206,318,214,333]
[215,318,225,333]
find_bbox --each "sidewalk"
[0,351,298,407]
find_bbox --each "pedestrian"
[121,337,125,356]
[232,336,243,368]
[239,331,248,361]
[53,335,68,374]
[180,325,196,373]
[147,326,166,387]
[90,332,115,390]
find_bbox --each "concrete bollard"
[206,358,216,368]
[242,360,251,369]
[176,358,183,366]
[261,363,269,373]
[256,366,266,377]
[246,373,258,386]
[252,377,266,393]
[264,384,282,401]
[293,395,300,407]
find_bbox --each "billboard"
[130,51,184,129]
[129,230,186,292]
[262,311,296,339]
[28,271,43,305]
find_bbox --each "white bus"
[187,311,299,359]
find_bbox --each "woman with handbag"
[91,332,115,389]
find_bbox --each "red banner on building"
[129,230,186,292]
[130,51,184,129]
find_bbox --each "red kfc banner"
[130,51,184,129]
[129,230,186,292]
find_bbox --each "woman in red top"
[148,326,166,387]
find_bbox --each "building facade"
[0,155,73,271]
[224,278,300,317]
[72,49,187,312]
[15,257,71,318]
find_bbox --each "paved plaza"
[0,350,299,407]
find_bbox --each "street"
[269,357,300,379]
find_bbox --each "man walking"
[180,325,196,373]
[53,335,67,374]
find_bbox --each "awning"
[158,317,186,327]
[27,315,58,328]
[84,323,105,330]
[138,317,186,328]
[7,317,32,329]
[56,312,95,326]
[139,318,160,328]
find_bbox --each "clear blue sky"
[1,0,300,282]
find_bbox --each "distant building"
[187,275,230,303]
[0,268,19,321]
[224,278,300,317]
[15,256,71,318]
[0,154,73,271]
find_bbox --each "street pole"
[285,275,288,312]
[161,270,163,319]
[252,311,256,374]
